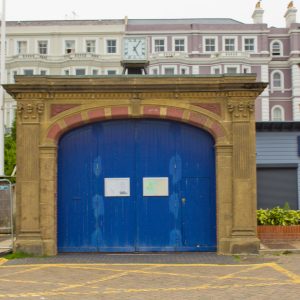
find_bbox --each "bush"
[257,207,300,226]
[4,119,16,178]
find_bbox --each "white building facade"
[1,2,300,131]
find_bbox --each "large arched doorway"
[58,119,216,252]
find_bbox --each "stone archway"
[4,75,267,255]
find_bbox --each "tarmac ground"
[1,235,300,300]
[0,252,300,299]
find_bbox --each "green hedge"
[257,207,300,226]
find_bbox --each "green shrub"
[257,207,300,226]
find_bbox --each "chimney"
[284,1,297,27]
[252,1,264,24]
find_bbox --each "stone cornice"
[4,75,267,97]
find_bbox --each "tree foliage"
[4,119,16,177]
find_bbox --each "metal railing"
[0,179,13,252]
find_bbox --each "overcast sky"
[3,0,300,27]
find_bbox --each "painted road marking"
[0,262,299,298]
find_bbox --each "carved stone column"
[14,101,45,255]
[39,145,57,256]
[227,99,260,254]
[215,144,234,254]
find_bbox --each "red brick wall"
[258,225,300,241]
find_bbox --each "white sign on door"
[143,177,169,196]
[104,178,130,197]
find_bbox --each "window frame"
[270,40,283,56]
[271,70,284,91]
[222,36,237,52]
[22,68,34,75]
[203,36,218,53]
[172,36,187,52]
[224,65,240,74]
[150,66,159,75]
[37,40,49,55]
[39,69,49,75]
[16,40,28,55]
[75,68,86,76]
[64,39,76,54]
[152,37,167,53]
[242,36,257,53]
[85,39,97,54]
[105,38,118,54]
[271,105,285,121]
[162,65,177,75]
[211,65,221,74]
[105,69,118,75]
[180,66,189,75]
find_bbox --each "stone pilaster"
[39,146,57,256]
[226,100,260,254]
[14,101,44,255]
[215,144,233,254]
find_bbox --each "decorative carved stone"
[227,102,255,120]
[17,103,45,120]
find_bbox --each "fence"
[0,179,13,250]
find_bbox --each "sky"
[2,0,300,27]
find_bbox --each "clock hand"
[135,40,141,48]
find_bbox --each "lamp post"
[0,0,6,176]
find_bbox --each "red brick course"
[87,108,105,121]
[258,225,300,241]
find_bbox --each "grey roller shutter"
[257,167,298,209]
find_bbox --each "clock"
[123,37,147,60]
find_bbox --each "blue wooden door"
[58,119,216,252]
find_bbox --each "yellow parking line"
[0,262,265,268]
[218,264,267,280]
[0,265,48,278]
[269,263,300,283]
[103,282,296,295]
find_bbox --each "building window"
[75,68,86,76]
[226,67,238,74]
[205,38,216,52]
[224,38,236,51]
[106,40,117,54]
[86,40,96,53]
[40,70,47,75]
[65,40,75,54]
[92,69,99,75]
[243,66,251,74]
[17,41,27,54]
[271,106,284,121]
[212,66,221,74]
[271,40,283,56]
[64,69,70,75]
[38,40,48,54]
[154,39,165,52]
[151,67,159,75]
[244,38,255,52]
[174,38,185,52]
[180,68,188,75]
[23,69,34,75]
[107,70,117,75]
[272,71,284,90]
[164,67,175,75]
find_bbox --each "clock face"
[123,37,147,60]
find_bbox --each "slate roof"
[5,19,124,26]
[127,18,244,25]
